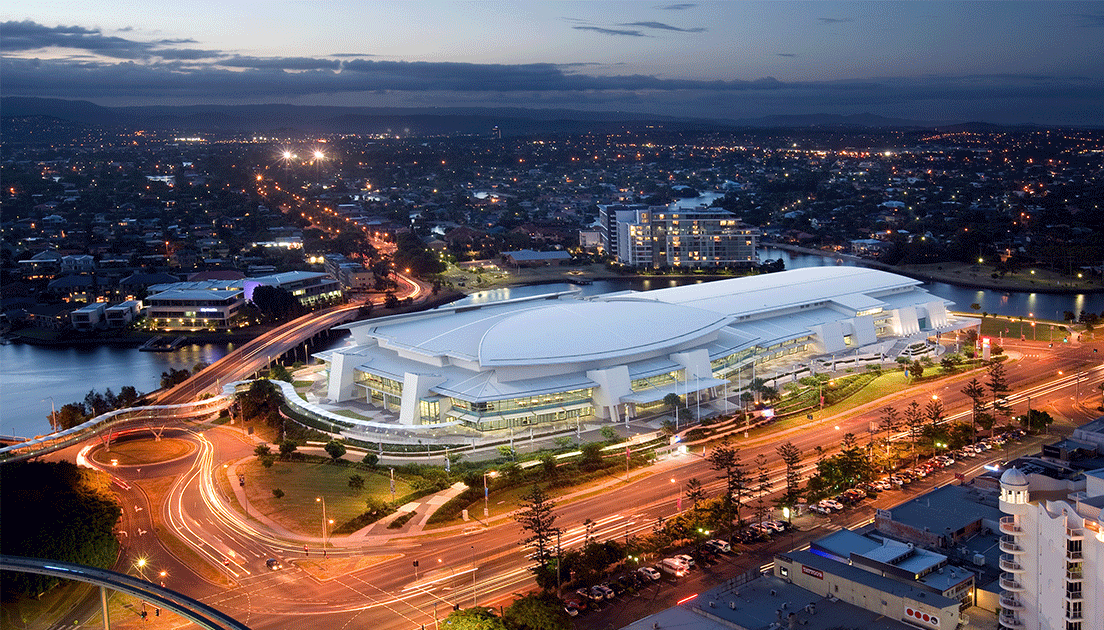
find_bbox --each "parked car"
[749,523,775,536]
[638,566,661,581]
[820,498,844,511]
[674,554,696,569]
[592,584,614,600]
[564,601,580,617]
[658,558,688,577]
[705,539,732,553]
[618,574,639,591]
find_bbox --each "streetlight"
[316,496,328,552]
[134,557,148,581]
[43,396,56,432]
[483,471,497,518]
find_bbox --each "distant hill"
[8,97,1051,137]
[726,112,941,128]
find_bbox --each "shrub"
[388,511,417,529]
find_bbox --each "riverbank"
[443,260,747,293]
[766,243,1103,294]
[4,326,269,348]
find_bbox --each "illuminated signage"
[905,607,940,627]
[801,565,823,580]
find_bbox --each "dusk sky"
[3,1,1103,125]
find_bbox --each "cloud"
[621,21,705,33]
[817,17,854,24]
[658,3,696,9]
[330,53,378,58]
[3,31,1102,125]
[1,20,210,60]
[572,26,647,37]
[219,56,343,71]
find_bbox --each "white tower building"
[998,466,1104,630]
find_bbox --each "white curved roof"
[607,266,923,317]
[479,300,730,366]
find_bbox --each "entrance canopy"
[620,376,727,404]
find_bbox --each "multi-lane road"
[79,336,1102,629]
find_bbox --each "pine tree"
[987,362,1012,435]
[516,485,561,575]
[776,442,803,508]
[960,378,986,435]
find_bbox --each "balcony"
[1000,516,1023,535]
[999,554,1024,573]
[1065,590,1083,602]
[1000,595,1024,611]
[999,573,1024,591]
[1066,526,1083,539]
[1065,609,1083,621]
[999,536,1024,554]
[1066,568,1084,582]
[1066,548,1083,560]
[999,612,1024,628]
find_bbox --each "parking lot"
[572,429,1044,629]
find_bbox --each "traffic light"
[155,608,160,617]
[140,610,148,620]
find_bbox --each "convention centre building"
[320,267,973,432]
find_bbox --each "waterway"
[458,247,1104,319]
[3,248,1100,438]
[0,342,231,439]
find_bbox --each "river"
[458,247,1104,320]
[2,248,1100,438]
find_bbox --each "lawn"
[238,459,414,536]
[91,438,194,466]
[980,315,1071,343]
[333,409,372,420]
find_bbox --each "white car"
[706,539,732,553]
[638,566,661,581]
[819,499,844,511]
[674,554,696,569]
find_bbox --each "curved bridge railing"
[0,555,250,630]
[0,395,231,464]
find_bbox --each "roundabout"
[89,435,196,467]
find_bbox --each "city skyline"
[3,1,1104,126]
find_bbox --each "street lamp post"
[316,496,328,552]
[44,396,56,432]
[483,471,496,518]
